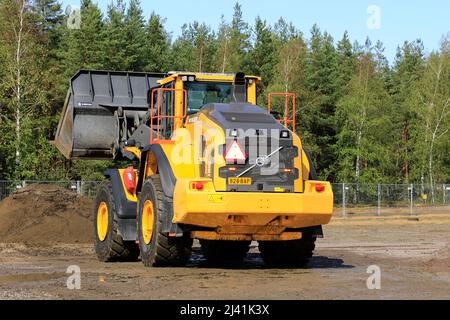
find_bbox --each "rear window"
[185,82,232,113]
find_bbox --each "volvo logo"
[236,147,283,178]
[255,157,266,167]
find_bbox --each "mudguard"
[137,144,183,236]
[103,169,138,241]
[138,144,176,197]
[104,169,137,219]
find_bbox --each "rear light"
[191,182,205,190]
[228,167,237,172]
[122,166,136,194]
[282,168,292,173]
[315,184,325,192]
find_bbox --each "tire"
[259,235,316,267]
[137,175,192,267]
[93,182,140,262]
[200,240,250,264]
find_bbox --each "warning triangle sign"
[224,140,247,162]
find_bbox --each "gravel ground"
[0,213,449,300]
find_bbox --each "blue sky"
[62,0,450,63]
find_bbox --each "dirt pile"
[0,184,94,245]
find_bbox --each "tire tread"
[139,176,192,267]
[94,182,139,262]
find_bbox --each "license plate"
[228,177,252,185]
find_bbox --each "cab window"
[184,82,232,114]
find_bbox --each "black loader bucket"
[53,70,164,159]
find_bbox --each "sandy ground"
[0,213,449,300]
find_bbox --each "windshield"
[185,82,232,113]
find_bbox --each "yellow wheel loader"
[54,70,333,267]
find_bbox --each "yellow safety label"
[208,194,224,203]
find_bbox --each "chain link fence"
[1,180,449,217]
[332,183,450,216]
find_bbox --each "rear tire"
[259,235,316,267]
[137,175,192,267]
[200,240,250,264]
[93,182,140,262]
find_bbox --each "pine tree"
[31,0,64,109]
[373,40,391,87]
[244,17,277,93]
[273,17,299,44]
[32,0,67,179]
[190,22,215,72]
[214,2,250,73]
[171,23,196,71]
[171,22,215,72]
[228,2,250,72]
[391,40,426,182]
[335,31,356,99]
[103,0,127,70]
[123,0,146,71]
[214,15,231,73]
[145,12,170,72]
[58,0,106,82]
[33,0,65,62]
[33,0,64,33]
[304,25,339,180]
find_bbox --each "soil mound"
[0,184,94,245]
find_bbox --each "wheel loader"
[53,69,333,267]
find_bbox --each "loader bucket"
[53,70,164,159]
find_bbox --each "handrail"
[149,87,187,144]
[267,92,296,132]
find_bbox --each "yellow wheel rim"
[142,200,154,245]
[97,201,108,241]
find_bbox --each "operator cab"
[152,72,259,113]
[148,72,260,142]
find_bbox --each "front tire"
[93,182,140,262]
[137,175,192,267]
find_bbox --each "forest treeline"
[0,0,449,187]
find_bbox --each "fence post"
[22,180,26,188]
[342,183,346,217]
[410,183,414,216]
[377,184,381,216]
[76,181,81,194]
[443,184,446,204]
